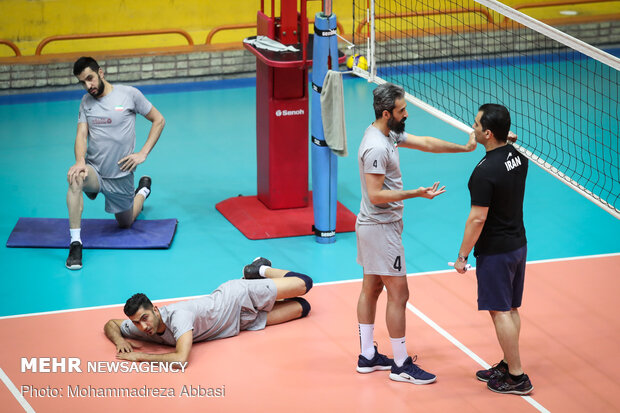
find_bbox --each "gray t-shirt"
[78,84,152,179]
[357,124,407,224]
[120,280,276,346]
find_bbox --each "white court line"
[407,299,549,411]
[2,252,617,412]
[0,366,35,413]
[1,251,618,321]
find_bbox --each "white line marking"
[406,303,549,412]
[1,252,618,320]
[0,366,35,413]
[2,252,616,413]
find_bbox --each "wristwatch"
[457,254,468,263]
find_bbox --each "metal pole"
[323,0,332,17]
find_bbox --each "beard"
[388,115,406,134]
[89,75,105,97]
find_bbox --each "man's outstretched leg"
[382,275,436,385]
[486,308,533,395]
[356,274,393,373]
[66,165,100,270]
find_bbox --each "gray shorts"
[231,279,278,332]
[85,167,134,214]
[356,219,406,276]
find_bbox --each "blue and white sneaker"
[389,356,437,384]
[357,346,393,373]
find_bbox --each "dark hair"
[478,104,511,142]
[373,83,405,119]
[124,293,153,317]
[73,56,100,76]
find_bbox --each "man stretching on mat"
[453,104,532,395]
[66,56,165,270]
[356,83,477,385]
[103,257,312,364]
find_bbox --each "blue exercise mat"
[6,218,178,249]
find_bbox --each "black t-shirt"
[468,143,528,256]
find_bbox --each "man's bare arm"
[115,330,193,364]
[365,173,445,205]
[399,131,476,153]
[104,319,136,353]
[118,106,165,172]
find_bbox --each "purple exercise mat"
[6,218,178,249]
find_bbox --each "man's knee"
[286,297,311,318]
[115,210,134,228]
[68,176,84,193]
[367,282,384,298]
[385,282,409,305]
[283,272,313,294]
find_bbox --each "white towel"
[320,70,348,157]
[243,36,299,53]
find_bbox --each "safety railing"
[355,8,495,36]
[355,0,619,36]
[502,0,620,25]
[512,0,620,11]
[0,39,21,57]
[0,1,614,62]
[205,20,346,44]
[35,29,194,56]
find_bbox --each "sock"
[258,265,270,277]
[390,336,408,367]
[509,372,524,382]
[70,228,81,244]
[358,324,376,359]
[137,187,150,198]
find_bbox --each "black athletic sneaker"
[476,360,508,382]
[487,373,533,395]
[357,345,393,373]
[135,176,152,199]
[243,257,272,279]
[66,241,83,270]
[389,355,437,385]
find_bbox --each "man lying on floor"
[104,257,312,364]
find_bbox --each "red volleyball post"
[249,0,309,209]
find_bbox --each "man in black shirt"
[454,104,532,395]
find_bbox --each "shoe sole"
[487,385,534,395]
[252,256,271,266]
[65,263,82,270]
[356,365,391,374]
[389,373,437,384]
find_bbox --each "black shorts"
[476,245,527,311]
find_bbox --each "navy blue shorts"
[476,245,527,311]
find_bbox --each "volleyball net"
[351,0,620,218]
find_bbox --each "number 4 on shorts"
[393,256,402,271]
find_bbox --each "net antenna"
[352,0,620,219]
